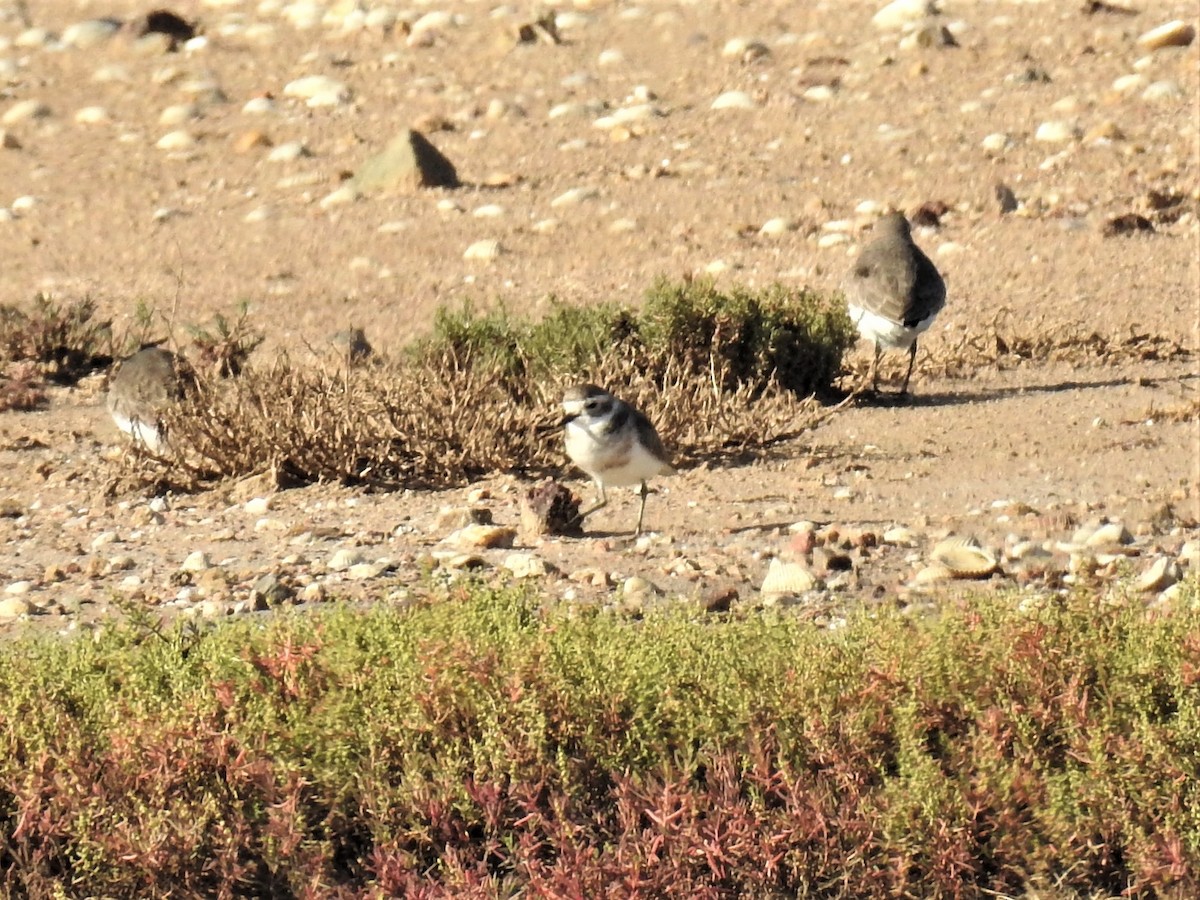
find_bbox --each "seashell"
[760,559,817,599]
[913,564,953,585]
[930,536,998,579]
[1136,556,1179,593]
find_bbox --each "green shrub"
[1,580,1198,896]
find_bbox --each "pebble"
[91,531,118,551]
[0,596,34,618]
[75,106,110,125]
[244,497,272,515]
[463,239,503,261]
[283,75,350,107]
[883,526,918,547]
[180,551,211,572]
[504,553,547,579]
[1034,121,1077,144]
[711,90,756,111]
[981,133,1011,154]
[2,100,51,125]
[62,19,121,49]
[872,0,932,30]
[550,187,599,207]
[445,524,516,549]
[319,186,358,209]
[759,217,795,237]
[347,562,387,580]
[156,130,197,151]
[328,548,367,571]
[268,140,309,162]
[5,581,33,595]
[1137,21,1196,52]
[159,103,200,126]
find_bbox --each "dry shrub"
[154,280,855,489]
[0,363,48,412]
[0,294,112,385]
[162,353,833,490]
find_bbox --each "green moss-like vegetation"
[2,581,1198,896]
[413,277,855,400]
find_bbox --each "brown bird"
[106,346,193,454]
[845,211,947,394]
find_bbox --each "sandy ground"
[0,0,1197,628]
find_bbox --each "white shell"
[930,537,998,579]
[760,559,817,598]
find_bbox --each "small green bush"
[1,581,1198,896]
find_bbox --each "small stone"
[2,100,51,126]
[234,130,272,153]
[981,133,1011,154]
[446,524,516,549]
[244,497,272,516]
[504,553,548,579]
[883,526,918,546]
[91,531,118,551]
[156,130,197,151]
[0,596,35,619]
[520,479,583,538]
[347,562,387,580]
[872,0,934,30]
[268,140,308,162]
[550,187,599,207]
[328,548,367,571]
[319,186,359,209]
[463,239,503,261]
[283,75,350,105]
[300,582,326,603]
[434,506,493,532]
[622,576,656,598]
[1035,121,1077,143]
[700,585,738,613]
[180,551,211,572]
[250,573,293,607]
[75,107,111,125]
[711,90,757,111]
[5,581,33,595]
[759,217,795,236]
[105,556,136,574]
[353,129,460,194]
[1137,20,1195,52]
[0,130,20,150]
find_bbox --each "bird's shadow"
[837,371,1196,410]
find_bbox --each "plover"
[561,383,674,535]
[106,346,192,455]
[845,211,946,394]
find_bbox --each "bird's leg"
[900,340,917,395]
[634,481,649,536]
[580,481,608,519]
[870,341,883,393]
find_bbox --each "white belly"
[565,420,668,487]
[113,413,168,455]
[848,305,934,350]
